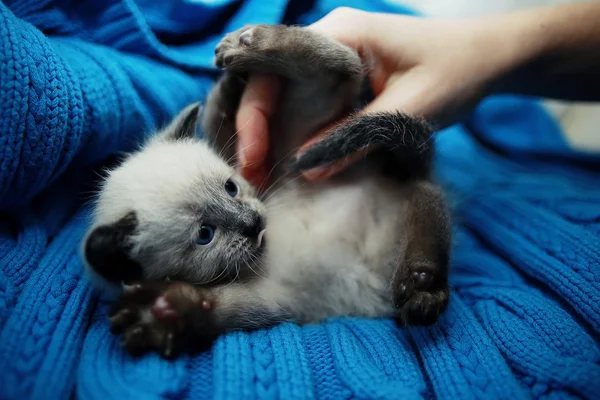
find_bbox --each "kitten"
[82,25,451,358]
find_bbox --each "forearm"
[481,2,600,101]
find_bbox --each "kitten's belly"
[263,170,409,320]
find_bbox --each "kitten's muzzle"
[242,213,266,247]
[242,213,263,236]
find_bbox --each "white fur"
[88,135,406,321]
[262,168,408,321]
[95,137,232,227]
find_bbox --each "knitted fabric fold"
[0,1,598,399]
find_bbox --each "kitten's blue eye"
[196,225,215,245]
[225,179,238,197]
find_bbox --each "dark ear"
[84,212,143,283]
[158,102,202,142]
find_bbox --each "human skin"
[234,3,600,186]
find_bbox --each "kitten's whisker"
[203,265,229,285]
[220,132,239,159]
[263,173,308,202]
[234,140,258,160]
[245,261,263,280]
[259,145,304,196]
[226,140,261,170]
[222,262,241,289]
[213,115,225,155]
[245,254,272,283]
[262,171,296,199]
[219,115,255,160]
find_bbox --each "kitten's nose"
[243,213,264,237]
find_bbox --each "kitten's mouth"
[256,229,267,248]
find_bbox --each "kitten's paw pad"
[392,265,449,326]
[392,280,415,309]
[412,270,433,290]
[151,295,179,322]
[108,281,205,358]
[393,265,435,307]
[400,289,449,326]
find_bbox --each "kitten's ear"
[83,212,143,284]
[157,102,202,142]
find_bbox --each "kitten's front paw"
[109,281,216,358]
[214,24,280,70]
[215,25,256,68]
[392,263,449,326]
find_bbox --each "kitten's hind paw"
[109,281,217,358]
[392,264,449,326]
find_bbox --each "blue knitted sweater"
[0,0,599,399]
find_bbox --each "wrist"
[479,3,600,96]
[464,10,548,96]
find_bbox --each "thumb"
[236,74,281,184]
[361,71,428,115]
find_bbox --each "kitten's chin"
[233,246,266,280]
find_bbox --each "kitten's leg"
[109,280,289,358]
[214,24,363,81]
[393,181,451,325]
[205,24,364,164]
[202,72,246,162]
[292,113,451,325]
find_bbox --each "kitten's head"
[82,103,266,295]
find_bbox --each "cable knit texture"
[0,0,599,399]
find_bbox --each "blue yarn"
[0,1,599,399]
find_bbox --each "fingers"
[298,9,419,181]
[236,74,281,187]
[301,150,369,181]
[365,71,456,127]
[297,120,373,182]
[298,73,436,182]
[308,7,371,51]
[296,83,410,182]
[294,122,368,181]
[360,64,439,114]
[236,9,438,184]
[234,9,370,187]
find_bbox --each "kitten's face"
[83,104,266,293]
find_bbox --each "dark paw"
[392,265,449,326]
[109,281,215,358]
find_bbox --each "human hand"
[235,7,527,184]
[234,74,280,188]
